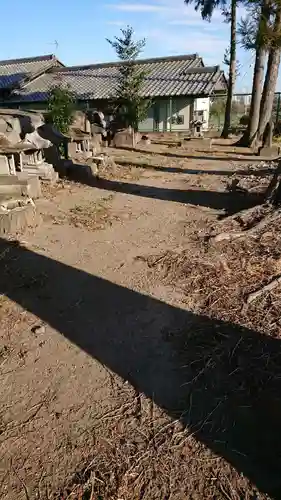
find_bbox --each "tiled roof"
[10,54,227,102]
[0,54,63,91]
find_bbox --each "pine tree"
[107,26,150,130]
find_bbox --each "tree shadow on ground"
[1,238,281,499]
[115,158,276,178]
[113,146,262,162]
[68,170,260,215]
[116,158,236,176]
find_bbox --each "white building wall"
[170,97,192,131]
[138,96,211,132]
[193,97,210,130]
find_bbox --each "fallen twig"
[10,460,30,500]
[213,231,245,243]
[246,274,281,304]
[218,483,233,500]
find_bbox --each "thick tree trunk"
[235,0,270,147]
[258,7,281,138]
[221,0,236,139]
[258,50,281,137]
[236,47,267,147]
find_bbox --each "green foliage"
[238,0,281,51]
[184,0,227,21]
[223,47,240,77]
[107,26,151,130]
[210,98,227,117]
[239,114,250,125]
[237,2,275,52]
[47,85,75,134]
[238,13,258,50]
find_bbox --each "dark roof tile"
[9,54,226,102]
[0,54,63,91]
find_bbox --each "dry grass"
[50,380,263,500]
[41,180,76,200]
[47,196,119,231]
[50,207,281,500]
[101,160,144,182]
[138,214,281,336]
[2,153,280,500]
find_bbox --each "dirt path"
[0,147,271,499]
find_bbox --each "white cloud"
[168,18,227,30]
[169,19,203,25]
[105,1,254,89]
[106,20,126,26]
[107,0,243,67]
[109,0,244,25]
[110,3,169,12]
[141,28,227,65]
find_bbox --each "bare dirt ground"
[0,140,280,500]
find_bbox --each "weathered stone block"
[21,175,42,198]
[0,174,42,199]
[140,135,151,146]
[112,130,135,148]
[91,134,102,156]
[0,200,39,234]
[135,132,141,144]
[68,142,77,158]
[23,163,58,184]
[259,145,280,158]
[91,124,105,136]
[0,155,10,174]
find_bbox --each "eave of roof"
[0,54,64,67]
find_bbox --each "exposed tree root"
[265,164,281,203]
[213,206,281,243]
[212,162,281,243]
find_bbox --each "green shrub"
[47,85,75,134]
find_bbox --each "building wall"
[158,99,169,132]
[7,96,210,133]
[170,97,192,132]
[138,106,155,133]
[193,97,210,130]
[139,97,193,133]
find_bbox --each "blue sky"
[0,0,276,92]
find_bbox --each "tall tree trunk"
[248,47,267,146]
[258,7,281,139]
[236,0,270,147]
[236,47,267,146]
[221,0,236,139]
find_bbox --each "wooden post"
[169,97,173,133]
